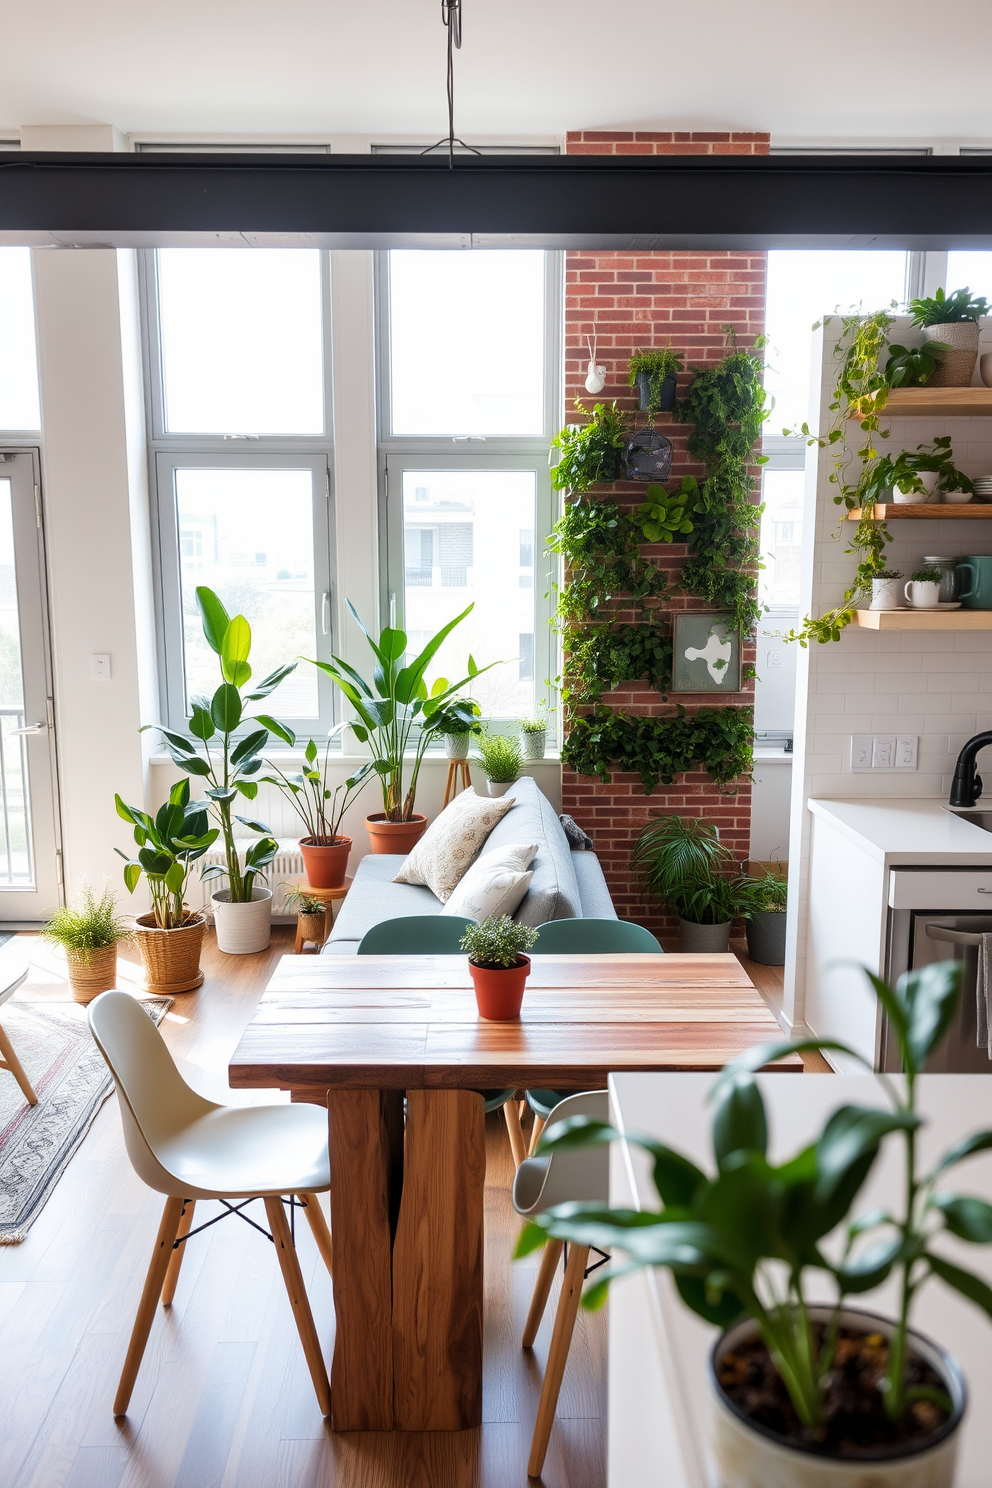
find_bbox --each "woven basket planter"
[298,912,327,949]
[65,945,119,1005]
[134,912,206,993]
[925,321,979,386]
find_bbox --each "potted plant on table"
[461,915,539,1021]
[907,286,991,387]
[309,603,498,855]
[114,777,218,991]
[146,587,298,955]
[628,346,683,417]
[283,885,330,952]
[520,711,548,762]
[475,731,522,797]
[40,885,132,1004]
[520,961,992,1488]
[632,815,750,953]
[261,729,374,889]
[739,869,788,966]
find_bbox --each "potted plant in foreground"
[632,815,750,953]
[476,731,523,797]
[309,602,497,854]
[520,711,548,762]
[261,729,373,888]
[40,885,132,1003]
[115,777,218,991]
[147,587,297,955]
[522,961,992,1488]
[461,915,538,1021]
[739,869,788,966]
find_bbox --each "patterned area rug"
[0,996,171,1243]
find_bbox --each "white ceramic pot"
[904,579,941,610]
[870,577,904,611]
[487,780,514,797]
[444,733,471,760]
[211,887,273,954]
[710,1308,966,1488]
[521,729,547,761]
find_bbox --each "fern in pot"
[40,885,132,1004]
[632,815,749,952]
[520,961,992,1488]
[739,869,789,966]
[461,915,539,1021]
[262,728,374,889]
[476,731,522,797]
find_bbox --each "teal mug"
[957,556,992,610]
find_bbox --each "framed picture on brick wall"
[671,613,742,693]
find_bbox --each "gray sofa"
[321,776,616,955]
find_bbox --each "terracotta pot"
[925,320,979,387]
[211,888,272,955]
[710,1307,966,1488]
[133,912,206,993]
[299,835,351,889]
[366,813,428,855]
[65,944,118,1004]
[469,954,530,1021]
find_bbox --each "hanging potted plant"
[520,711,548,762]
[632,814,750,953]
[261,729,373,889]
[114,777,218,991]
[39,885,133,1004]
[908,286,990,387]
[461,915,539,1021]
[475,731,522,797]
[628,345,683,418]
[521,961,989,1488]
[146,587,298,955]
[309,602,499,854]
[739,869,788,966]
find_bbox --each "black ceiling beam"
[2,151,992,249]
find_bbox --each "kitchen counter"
[808,795,992,866]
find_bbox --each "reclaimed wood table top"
[229,953,801,1091]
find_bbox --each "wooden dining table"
[228,951,801,1434]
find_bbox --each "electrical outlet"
[873,735,896,770]
[895,735,919,770]
[851,736,873,771]
[91,653,111,681]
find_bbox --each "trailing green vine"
[563,623,673,704]
[562,705,754,792]
[546,499,667,622]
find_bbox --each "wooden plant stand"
[442,759,472,808]
[293,885,349,954]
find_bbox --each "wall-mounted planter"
[624,430,673,482]
[634,371,677,415]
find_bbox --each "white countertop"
[808,796,992,866]
[608,1071,992,1488]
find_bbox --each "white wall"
[785,316,992,1030]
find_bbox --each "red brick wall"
[560,130,769,939]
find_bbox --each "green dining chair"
[524,917,663,1153]
[356,915,522,1157]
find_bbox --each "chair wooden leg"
[0,1019,38,1106]
[503,1100,527,1169]
[114,1195,185,1417]
[294,922,304,954]
[264,1196,332,1417]
[299,1192,333,1276]
[161,1199,196,1307]
[522,1238,564,1348]
[527,1243,589,1478]
[528,1113,547,1158]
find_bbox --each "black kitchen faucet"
[949,731,992,808]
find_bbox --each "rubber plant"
[146,587,297,903]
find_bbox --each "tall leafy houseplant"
[148,587,297,954]
[310,601,496,850]
[519,962,991,1479]
[261,727,374,888]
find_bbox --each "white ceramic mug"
[904,579,940,609]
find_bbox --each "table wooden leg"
[326,1089,402,1430]
[392,1089,485,1430]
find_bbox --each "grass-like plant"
[282,885,327,915]
[40,885,132,961]
[521,713,548,735]
[475,732,522,784]
[737,869,789,916]
[460,915,539,969]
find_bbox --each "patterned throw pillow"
[392,788,516,902]
[440,844,537,921]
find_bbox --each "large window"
[145,250,335,734]
[0,249,41,432]
[378,250,560,732]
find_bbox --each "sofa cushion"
[324,855,440,951]
[392,788,515,902]
[571,851,618,920]
[483,776,582,926]
[440,843,538,922]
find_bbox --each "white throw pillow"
[440,843,539,921]
[392,788,515,902]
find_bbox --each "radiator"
[193,839,306,923]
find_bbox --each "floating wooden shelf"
[847,504,992,520]
[855,610,992,630]
[850,388,992,418]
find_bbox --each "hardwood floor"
[0,931,606,1488]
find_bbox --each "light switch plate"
[873,736,896,770]
[91,653,111,681]
[895,736,919,770]
[851,736,873,771]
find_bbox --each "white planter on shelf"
[211,887,273,955]
[521,729,547,761]
[870,577,904,611]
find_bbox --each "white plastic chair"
[513,1090,610,1477]
[88,990,334,1418]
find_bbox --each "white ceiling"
[4,0,992,145]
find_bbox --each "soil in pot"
[470,954,530,1020]
[366,813,428,856]
[716,1323,951,1458]
[134,912,206,993]
[66,945,118,1004]
[299,835,351,889]
[746,909,787,966]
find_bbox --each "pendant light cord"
[422,0,479,169]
